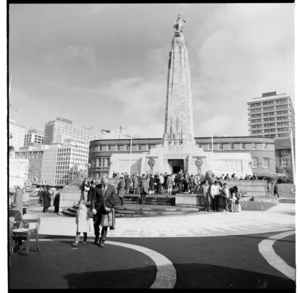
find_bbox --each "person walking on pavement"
[72,199,90,246]
[117,176,125,206]
[43,186,52,213]
[53,190,60,214]
[38,187,44,206]
[91,175,120,247]
[274,182,280,198]
[132,172,139,194]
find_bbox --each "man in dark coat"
[43,186,52,213]
[91,175,120,247]
[117,176,125,205]
[125,175,132,194]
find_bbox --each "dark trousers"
[43,207,49,213]
[118,196,124,206]
[211,197,216,211]
[223,198,229,211]
[93,213,108,243]
[178,181,183,192]
[54,206,59,213]
[140,192,147,204]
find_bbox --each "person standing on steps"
[117,176,125,206]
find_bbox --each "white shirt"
[211,184,221,197]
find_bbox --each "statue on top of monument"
[173,14,186,36]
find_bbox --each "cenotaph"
[109,15,253,178]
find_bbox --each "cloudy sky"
[8,3,294,138]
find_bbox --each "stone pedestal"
[9,158,29,188]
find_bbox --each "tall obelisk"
[162,14,195,146]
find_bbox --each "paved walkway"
[29,202,295,238]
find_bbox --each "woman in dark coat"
[43,186,52,213]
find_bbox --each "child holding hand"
[72,199,90,246]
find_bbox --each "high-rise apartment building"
[43,117,102,145]
[24,128,44,146]
[248,92,295,139]
[9,119,26,151]
[40,139,89,185]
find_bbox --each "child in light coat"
[72,199,90,247]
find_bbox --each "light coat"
[117,179,126,198]
[76,204,89,233]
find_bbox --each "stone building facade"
[88,136,276,179]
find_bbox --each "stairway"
[278,198,295,204]
[62,194,201,218]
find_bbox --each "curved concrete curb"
[258,230,295,282]
[106,241,177,289]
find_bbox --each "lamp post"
[129,124,133,175]
[240,118,243,136]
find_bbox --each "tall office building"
[248,92,295,139]
[9,119,26,151]
[15,144,49,184]
[24,128,44,146]
[40,139,89,185]
[43,117,102,145]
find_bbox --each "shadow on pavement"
[173,263,295,289]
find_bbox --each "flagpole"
[211,121,214,167]
[129,124,133,175]
[290,127,295,183]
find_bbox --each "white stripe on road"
[258,230,295,282]
[37,238,177,289]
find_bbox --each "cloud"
[46,45,96,65]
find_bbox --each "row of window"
[250,111,291,118]
[92,144,157,152]
[250,105,289,112]
[251,122,290,128]
[249,99,289,108]
[251,128,290,134]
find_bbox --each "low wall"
[59,189,81,212]
[175,195,205,206]
[221,180,267,197]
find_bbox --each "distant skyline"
[8,3,294,138]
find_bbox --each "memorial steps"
[62,194,201,218]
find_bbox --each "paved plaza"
[9,200,295,289]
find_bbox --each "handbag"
[101,208,115,228]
